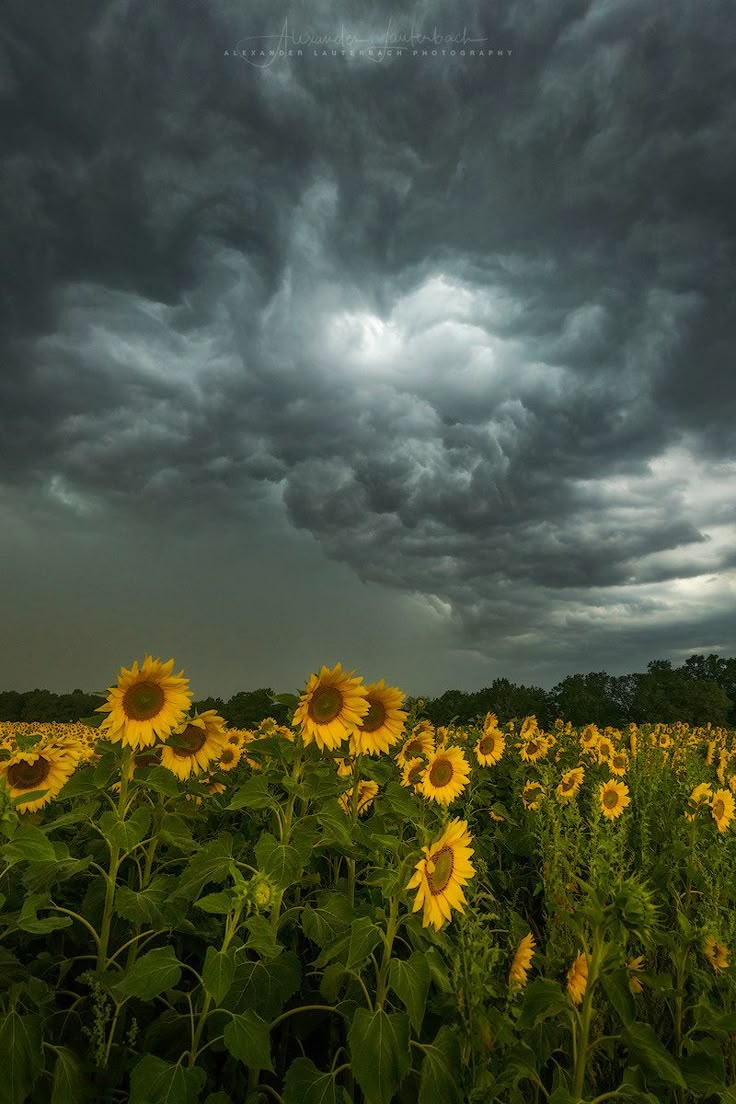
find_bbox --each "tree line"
[1,654,734,728]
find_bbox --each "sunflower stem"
[571,928,604,1102]
[188,900,242,1066]
[374,893,400,1011]
[96,747,132,971]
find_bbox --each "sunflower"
[627,955,645,994]
[609,750,628,776]
[567,951,588,1005]
[580,724,600,752]
[207,780,227,796]
[335,756,355,778]
[474,728,506,766]
[406,818,476,931]
[292,664,369,751]
[226,731,245,749]
[350,680,408,756]
[557,767,584,803]
[703,936,730,971]
[396,726,435,769]
[160,710,228,781]
[599,779,630,820]
[419,746,471,806]
[217,744,242,772]
[97,656,192,750]
[710,788,735,833]
[519,716,538,741]
[0,748,77,814]
[519,736,547,764]
[521,780,545,811]
[338,779,378,816]
[685,782,713,820]
[400,757,426,790]
[596,737,615,763]
[509,933,536,990]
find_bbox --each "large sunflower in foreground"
[599,779,630,820]
[509,933,536,991]
[710,788,735,833]
[97,656,192,749]
[0,748,77,813]
[475,727,506,767]
[292,664,369,751]
[160,710,228,781]
[419,746,471,806]
[350,680,408,755]
[567,951,588,1005]
[406,818,475,931]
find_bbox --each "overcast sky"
[1,0,735,699]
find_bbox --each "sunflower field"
[1,658,736,1104]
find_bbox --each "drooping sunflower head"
[396,727,435,769]
[406,818,476,931]
[567,951,588,1005]
[521,780,545,811]
[400,757,426,790]
[703,936,730,972]
[292,664,369,751]
[475,728,506,767]
[0,747,77,814]
[509,932,536,991]
[519,716,538,741]
[338,779,379,817]
[710,788,735,833]
[161,710,228,781]
[351,680,408,756]
[419,746,471,806]
[557,766,584,803]
[97,656,192,750]
[627,955,645,994]
[685,782,713,820]
[580,724,600,750]
[599,779,630,820]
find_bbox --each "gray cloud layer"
[1,0,735,693]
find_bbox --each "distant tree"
[0,690,23,722]
[631,660,732,725]
[222,688,287,728]
[552,672,626,728]
[193,697,227,716]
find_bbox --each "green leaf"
[10,789,49,808]
[100,806,151,851]
[347,916,383,970]
[601,967,636,1027]
[114,946,182,1001]
[16,893,72,934]
[315,803,355,849]
[1,825,56,866]
[175,835,233,900]
[623,1022,686,1089]
[245,915,282,959]
[254,832,302,889]
[137,766,181,796]
[222,953,301,1019]
[223,1010,273,1072]
[680,1051,726,1095]
[204,1095,233,1104]
[389,952,430,1034]
[227,777,275,811]
[381,782,418,818]
[129,1054,206,1104]
[516,978,570,1030]
[418,1025,463,1104]
[0,1011,42,1104]
[283,1058,341,1104]
[302,893,353,948]
[50,1047,84,1104]
[57,768,100,799]
[13,732,43,753]
[115,875,179,926]
[194,891,235,915]
[348,1008,411,1104]
[158,813,196,850]
[203,947,235,1005]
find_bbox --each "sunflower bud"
[608,877,659,941]
[247,873,277,912]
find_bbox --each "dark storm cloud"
[1,0,735,686]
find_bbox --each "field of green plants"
[1,656,735,1104]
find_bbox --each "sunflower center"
[526,741,539,756]
[561,778,575,792]
[173,724,208,757]
[7,757,51,790]
[361,698,387,733]
[134,749,162,770]
[123,681,166,721]
[408,763,424,785]
[429,757,454,788]
[478,735,496,756]
[405,738,425,757]
[603,789,619,809]
[427,846,454,895]
[713,799,725,819]
[613,756,625,769]
[308,686,343,724]
[221,749,234,765]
